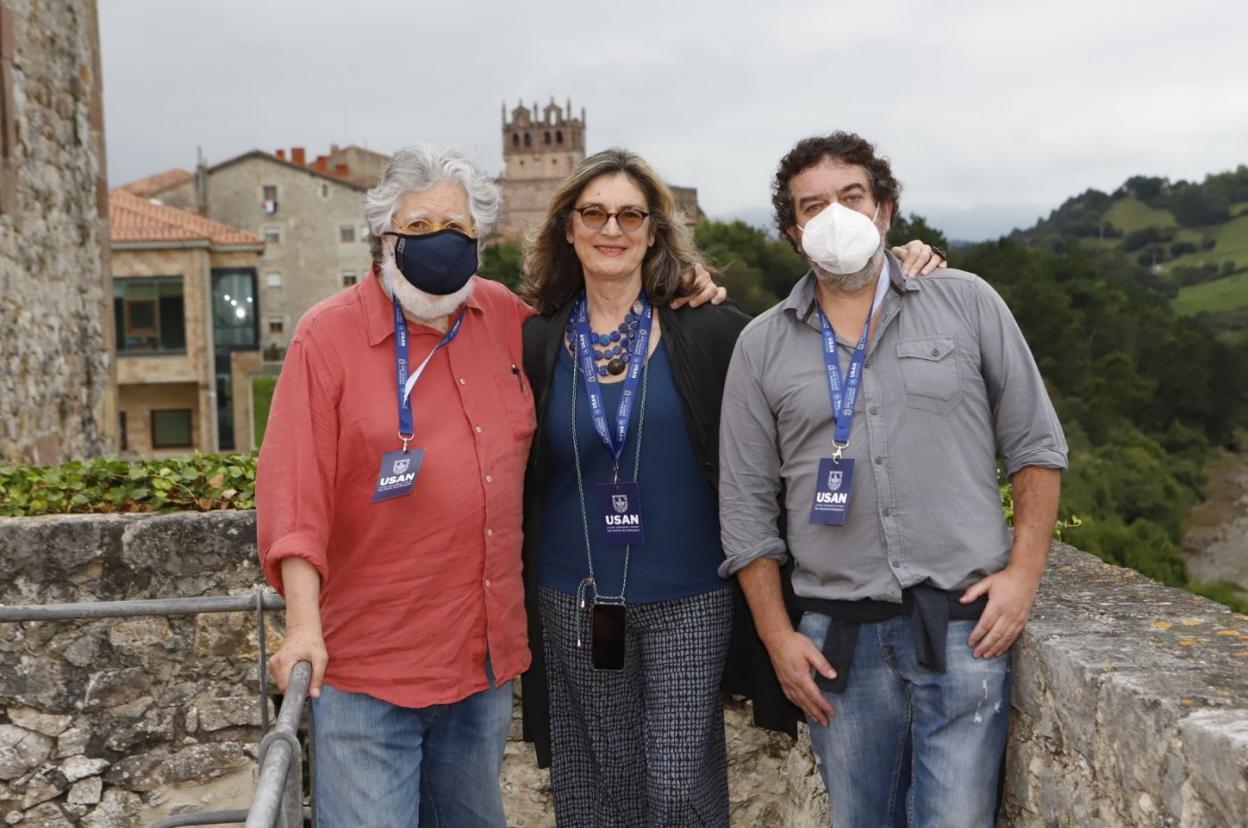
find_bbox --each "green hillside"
[1103,196,1175,232]
[1013,169,1248,322]
[1176,270,1248,316]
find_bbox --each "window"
[213,269,260,351]
[151,409,193,449]
[262,185,278,214]
[320,183,329,199]
[544,131,551,145]
[263,227,281,245]
[268,317,284,334]
[523,133,530,147]
[556,130,563,144]
[113,277,186,354]
[339,225,355,243]
[119,411,128,452]
[341,271,358,287]
[512,133,519,147]
[266,272,282,288]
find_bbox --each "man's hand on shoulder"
[891,240,947,277]
[764,629,838,726]
[671,262,727,308]
[960,564,1043,659]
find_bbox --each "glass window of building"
[151,409,193,448]
[113,277,186,354]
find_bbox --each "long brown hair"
[520,148,705,315]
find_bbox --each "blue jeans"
[799,613,1010,828]
[310,671,513,828]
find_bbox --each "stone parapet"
[0,514,1244,826]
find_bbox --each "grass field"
[1104,196,1175,232]
[1166,213,1248,272]
[253,376,277,448]
[1175,270,1248,316]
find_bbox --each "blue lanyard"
[393,296,464,444]
[815,303,874,455]
[571,291,652,469]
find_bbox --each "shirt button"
[869,406,879,415]
[459,377,466,385]
[485,528,493,537]
[484,578,492,587]
[864,359,872,369]
[874,456,884,465]
[930,348,939,357]
[474,425,482,433]
[485,475,493,483]
[882,507,891,517]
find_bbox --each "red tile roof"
[118,168,194,198]
[109,189,262,247]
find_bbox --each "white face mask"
[798,202,881,275]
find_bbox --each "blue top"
[537,341,727,603]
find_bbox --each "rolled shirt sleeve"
[256,331,341,593]
[718,330,790,577]
[974,279,1068,477]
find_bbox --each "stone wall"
[1,513,1245,826]
[0,0,114,465]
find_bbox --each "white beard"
[380,252,475,321]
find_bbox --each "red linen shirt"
[257,273,536,708]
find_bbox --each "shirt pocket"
[493,366,537,442]
[896,336,964,415]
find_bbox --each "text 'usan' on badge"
[597,482,644,546]
[372,448,425,502]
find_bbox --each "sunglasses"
[572,205,650,233]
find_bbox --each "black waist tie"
[796,584,988,694]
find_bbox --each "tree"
[887,213,949,251]
[479,239,524,290]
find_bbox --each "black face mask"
[385,229,478,296]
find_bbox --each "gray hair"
[365,144,501,264]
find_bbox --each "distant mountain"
[1009,166,1248,330]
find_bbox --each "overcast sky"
[99,0,1248,241]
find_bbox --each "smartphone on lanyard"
[591,602,626,671]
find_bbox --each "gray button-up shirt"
[719,256,1068,602]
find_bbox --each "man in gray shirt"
[719,132,1067,827]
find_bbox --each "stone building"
[0,0,114,465]
[123,146,383,355]
[496,98,703,241]
[109,190,264,455]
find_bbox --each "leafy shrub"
[0,453,257,517]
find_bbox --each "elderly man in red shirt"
[257,145,724,827]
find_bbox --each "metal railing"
[0,591,313,828]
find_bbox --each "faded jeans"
[799,613,1011,828]
[310,665,512,828]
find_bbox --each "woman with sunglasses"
[518,148,943,824]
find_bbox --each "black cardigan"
[520,299,800,768]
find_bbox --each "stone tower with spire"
[502,97,586,181]
[495,96,702,240]
[496,97,588,238]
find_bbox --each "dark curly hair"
[771,132,901,252]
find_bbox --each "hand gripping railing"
[0,592,313,828]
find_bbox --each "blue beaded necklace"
[565,298,646,377]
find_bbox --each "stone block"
[1178,708,1248,826]
[106,617,172,651]
[3,711,70,739]
[0,727,53,781]
[14,803,71,828]
[82,668,152,710]
[59,756,108,783]
[193,695,261,732]
[65,776,102,806]
[19,768,67,810]
[81,789,142,828]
